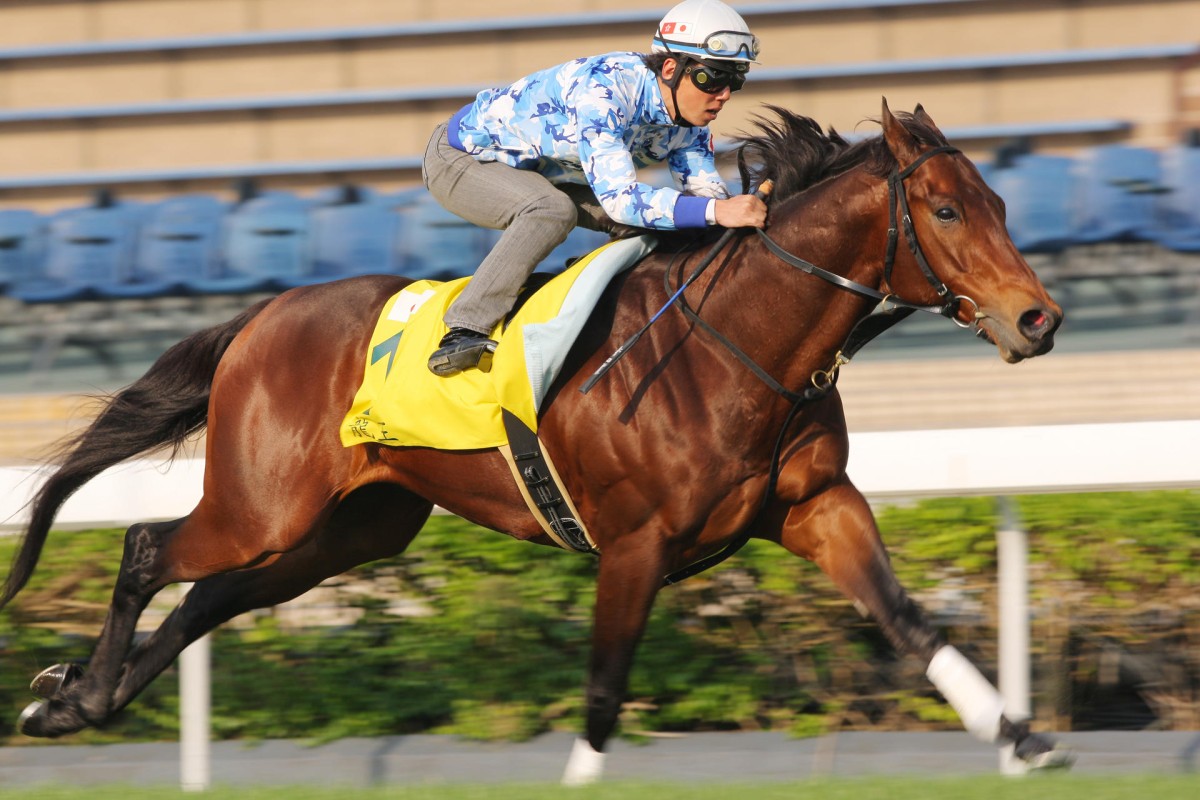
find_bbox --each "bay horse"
[3,100,1066,781]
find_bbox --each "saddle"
[340,235,657,552]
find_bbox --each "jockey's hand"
[714,195,768,229]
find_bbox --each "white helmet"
[651,0,760,64]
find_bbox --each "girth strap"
[500,409,598,555]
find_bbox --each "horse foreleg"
[777,479,1071,769]
[562,540,665,786]
[20,517,185,737]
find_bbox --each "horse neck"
[708,170,889,391]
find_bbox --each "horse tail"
[0,298,272,610]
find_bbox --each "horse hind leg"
[107,486,433,718]
[19,517,186,737]
[21,503,326,737]
[20,485,432,738]
[776,480,1073,770]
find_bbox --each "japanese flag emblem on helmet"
[652,0,761,64]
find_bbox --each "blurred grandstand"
[0,0,1197,459]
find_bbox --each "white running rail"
[2,419,1198,789]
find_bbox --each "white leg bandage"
[926,645,1006,743]
[562,738,606,786]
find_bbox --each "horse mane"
[640,104,951,252]
[730,104,951,202]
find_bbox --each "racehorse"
[3,100,1066,782]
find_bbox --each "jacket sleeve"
[573,78,710,230]
[669,129,730,200]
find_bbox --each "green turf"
[3,775,1198,800]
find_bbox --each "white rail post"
[996,496,1030,775]
[179,585,212,792]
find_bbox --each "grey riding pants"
[421,122,626,334]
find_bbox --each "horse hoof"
[30,663,83,699]
[562,738,606,786]
[17,701,44,736]
[1013,729,1074,771]
[1025,747,1075,771]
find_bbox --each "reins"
[579,181,775,394]
[663,144,974,585]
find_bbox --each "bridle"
[885,145,968,314]
[757,144,978,326]
[674,143,982,406]
[663,143,983,585]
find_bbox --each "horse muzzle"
[978,303,1062,363]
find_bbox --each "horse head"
[878,98,1062,362]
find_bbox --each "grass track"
[4,775,1198,800]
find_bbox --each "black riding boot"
[427,327,498,377]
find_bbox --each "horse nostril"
[1019,308,1055,339]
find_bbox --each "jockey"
[424,0,769,377]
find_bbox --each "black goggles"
[685,62,747,94]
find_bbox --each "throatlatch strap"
[500,409,598,555]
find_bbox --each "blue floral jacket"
[448,51,728,230]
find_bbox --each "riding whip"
[580,179,773,394]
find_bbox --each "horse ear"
[880,96,921,167]
[913,103,948,142]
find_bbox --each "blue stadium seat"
[0,208,46,292]
[188,193,310,294]
[394,191,495,281]
[310,184,379,206]
[13,199,145,303]
[1155,144,1200,252]
[1070,144,1166,244]
[390,189,611,282]
[129,194,227,297]
[989,154,1077,254]
[290,185,400,287]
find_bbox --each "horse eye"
[935,207,959,222]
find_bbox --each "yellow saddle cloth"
[340,235,656,451]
